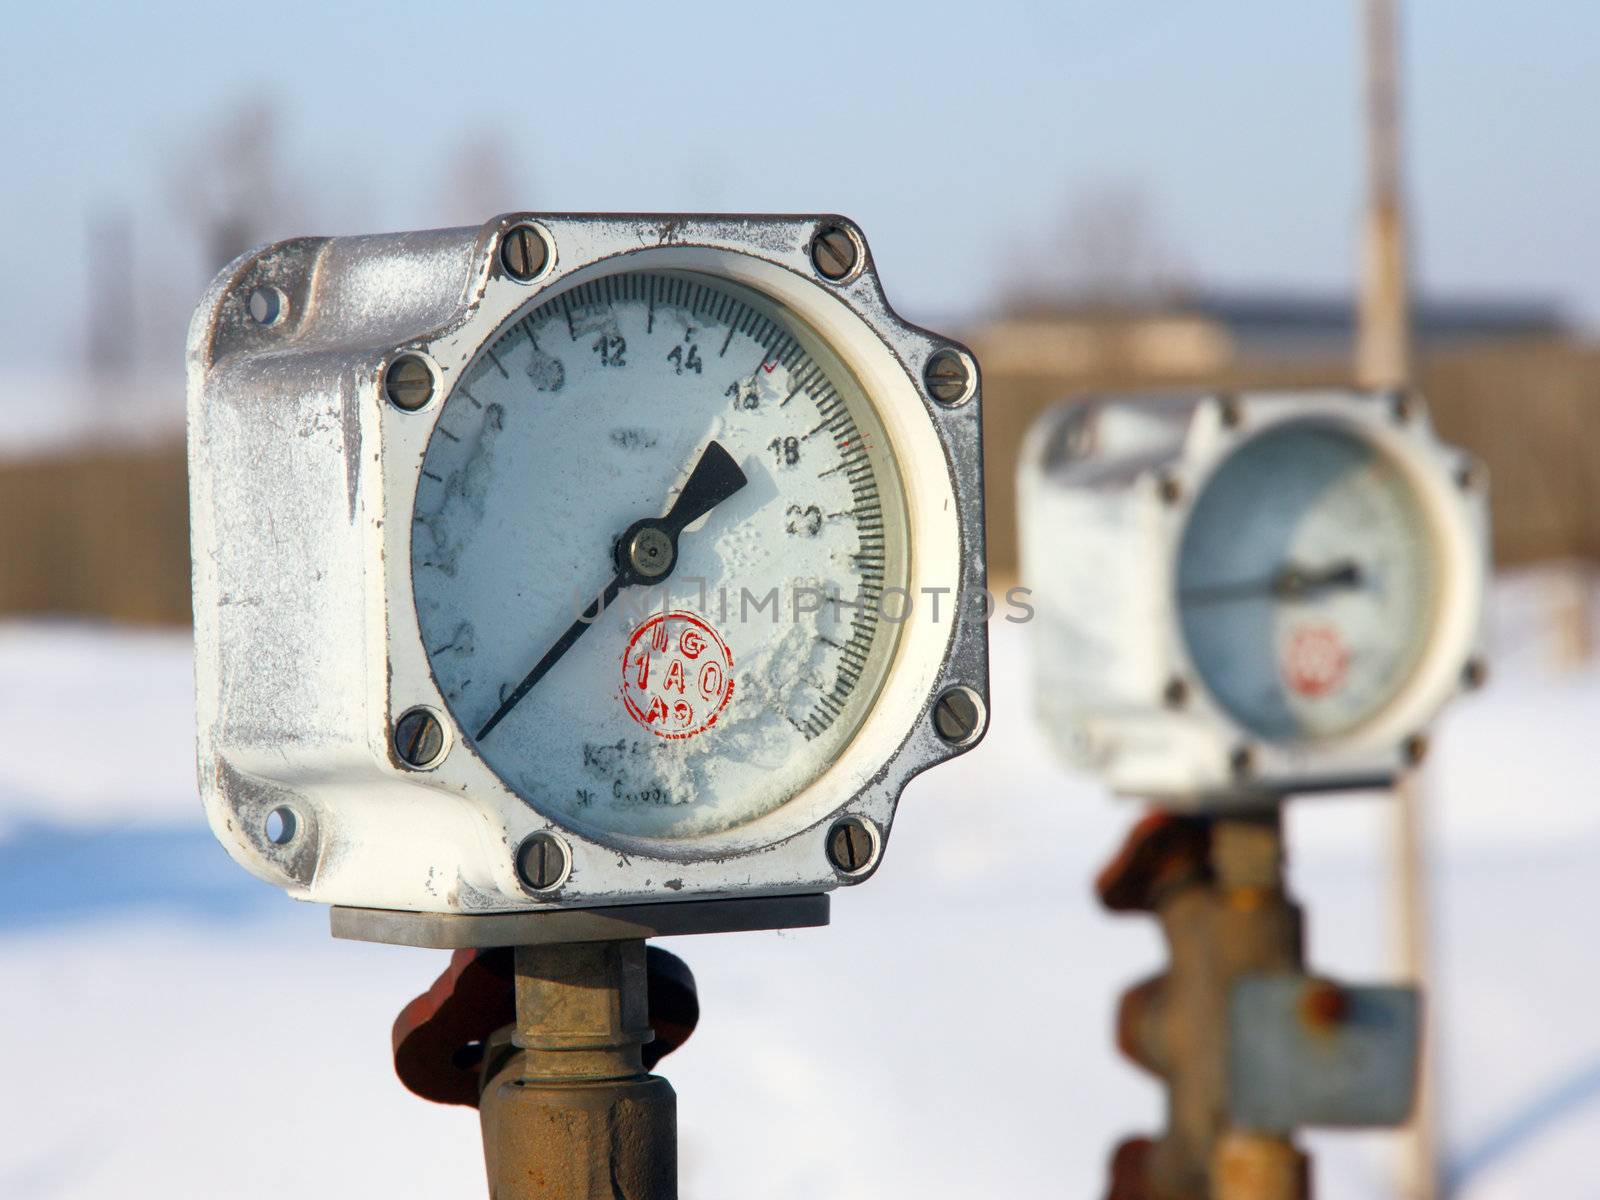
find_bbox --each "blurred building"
[0,291,1594,624]
[970,291,1595,579]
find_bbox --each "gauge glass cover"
[412,269,908,840]
[1176,422,1438,742]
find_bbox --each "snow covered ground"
[2,575,1598,1198]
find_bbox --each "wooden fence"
[0,338,1593,625]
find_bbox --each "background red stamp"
[621,610,736,739]
[1281,621,1350,698]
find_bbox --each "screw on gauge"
[246,284,287,327]
[264,805,298,846]
[826,817,875,875]
[932,686,985,746]
[394,707,445,768]
[810,224,859,281]
[499,223,549,282]
[924,349,975,407]
[1217,394,1242,428]
[385,354,435,411]
[1462,657,1488,689]
[1402,733,1429,766]
[1163,677,1189,710]
[1229,744,1255,780]
[516,831,570,892]
[622,524,676,581]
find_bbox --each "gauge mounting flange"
[187,213,989,913]
[1018,389,1487,806]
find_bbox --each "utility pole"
[1355,4,1439,1198]
[1357,0,1411,389]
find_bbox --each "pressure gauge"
[413,268,908,841]
[188,214,988,913]
[1018,390,1486,804]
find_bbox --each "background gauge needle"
[1180,559,1364,606]
[474,440,748,742]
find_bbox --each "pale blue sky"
[2,0,1596,366]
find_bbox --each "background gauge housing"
[1017,390,1487,805]
[187,214,988,913]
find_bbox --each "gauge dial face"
[1175,423,1438,742]
[411,269,908,840]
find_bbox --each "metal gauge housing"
[187,214,988,913]
[1017,390,1487,805]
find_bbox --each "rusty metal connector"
[393,942,696,1198]
[1096,812,1213,913]
[1212,1132,1308,1200]
[1099,810,1307,1200]
[481,940,677,1199]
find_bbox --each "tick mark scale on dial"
[817,453,868,479]
[486,348,509,378]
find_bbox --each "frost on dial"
[1176,423,1438,742]
[411,270,909,839]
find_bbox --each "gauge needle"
[1180,559,1364,606]
[474,440,748,742]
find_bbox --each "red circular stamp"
[1282,621,1350,698]
[620,611,735,739]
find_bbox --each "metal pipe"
[479,940,677,1199]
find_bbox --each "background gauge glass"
[1175,422,1439,742]
[412,269,909,841]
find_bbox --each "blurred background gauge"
[1018,391,1487,802]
